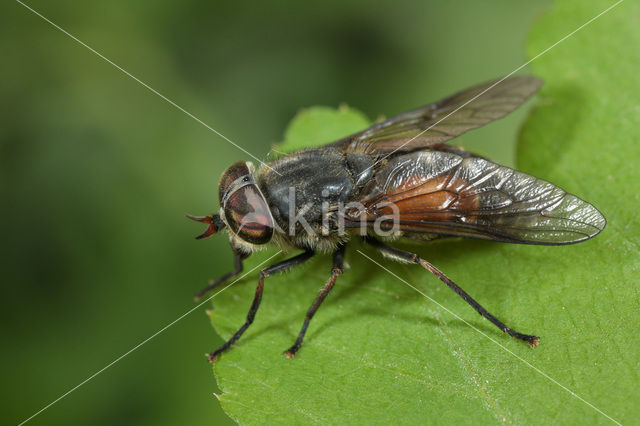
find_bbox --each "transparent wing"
[349,151,605,245]
[332,76,543,154]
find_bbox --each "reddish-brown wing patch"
[347,150,605,245]
[363,174,480,224]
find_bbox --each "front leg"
[208,250,315,362]
[194,250,249,301]
[284,243,346,358]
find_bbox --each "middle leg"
[207,250,315,362]
[284,243,347,358]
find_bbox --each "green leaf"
[210,1,639,423]
[279,105,370,153]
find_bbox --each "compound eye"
[219,161,250,205]
[224,184,273,244]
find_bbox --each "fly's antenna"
[185,214,225,239]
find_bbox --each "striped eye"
[218,161,274,245]
[223,183,274,245]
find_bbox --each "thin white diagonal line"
[18,250,283,426]
[361,0,624,177]
[15,0,280,175]
[357,250,621,425]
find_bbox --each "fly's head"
[187,161,274,250]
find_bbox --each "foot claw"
[283,349,296,359]
[206,352,219,363]
[528,336,540,348]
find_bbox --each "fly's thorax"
[256,148,375,244]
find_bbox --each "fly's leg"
[363,236,539,347]
[207,250,315,362]
[284,244,346,358]
[194,250,249,301]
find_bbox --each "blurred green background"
[2,1,548,424]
